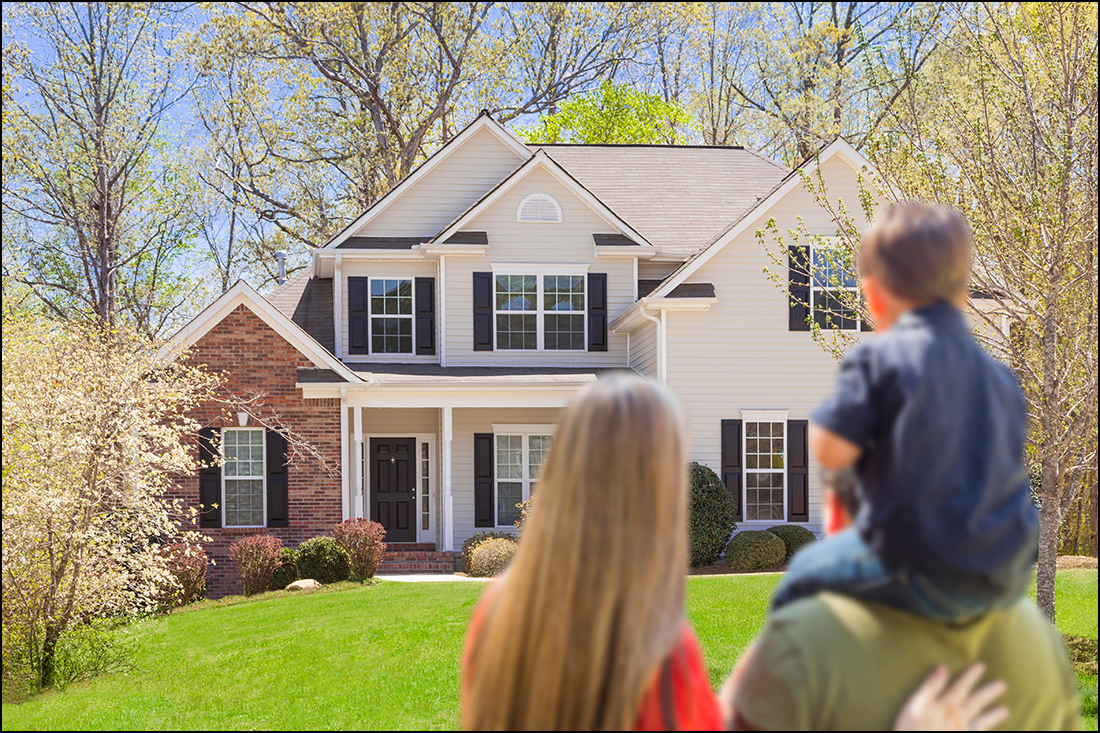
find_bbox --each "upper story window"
[370,278,413,354]
[495,273,586,350]
[517,193,562,223]
[811,242,862,331]
[223,428,265,527]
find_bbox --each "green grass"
[3,570,1096,731]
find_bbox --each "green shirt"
[732,593,1081,731]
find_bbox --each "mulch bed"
[689,563,786,575]
[1056,555,1099,570]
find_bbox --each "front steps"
[378,543,456,574]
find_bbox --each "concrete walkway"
[376,573,489,582]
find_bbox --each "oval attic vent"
[517,193,562,223]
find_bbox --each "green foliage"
[1064,636,1098,676]
[765,525,817,562]
[724,530,786,571]
[460,531,515,573]
[333,519,387,581]
[269,548,299,591]
[520,80,695,144]
[295,536,352,585]
[688,461,738,566]
[467,538,518,578]
[229,536,283,596]
[2,618,132,699]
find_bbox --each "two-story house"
[167,112,882,596]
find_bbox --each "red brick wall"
[168,304,342,597]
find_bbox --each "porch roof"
[347,363,634,386]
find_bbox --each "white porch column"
[353,406,364,518]
[443,405,454,551]
[333,253,343,358]
[340,388,349,520]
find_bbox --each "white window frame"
[740,410,790,524]
[492,424,555,528]
[368,276,415,355]
[222,427,266,528]
[516,192,562,223]
[490,265,589,351]
[810,239,862,331]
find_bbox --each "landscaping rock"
[287,578,322,591]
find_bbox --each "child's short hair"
[858,204,971,304]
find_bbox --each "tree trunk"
[1035,457,1063,622]
[38,621,61,689]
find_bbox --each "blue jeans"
[770,528,1021,623]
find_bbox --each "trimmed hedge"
[724,530,786,571]
[269,547,299,591]
[295,537,352,585]
[765,525,817,562]
[460,531,514,573]
[468,538,518,578]
[688,462,738,566]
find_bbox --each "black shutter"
[721,419,743,523]
[787,420,809,522]
[349,276,369,354]
[415,277,436,355]
[267,429,289,527]
[474,433,494,527]
[789,246,811,331]
[588,272,608,351]
[473,272,493,351]
[198,427,221,528]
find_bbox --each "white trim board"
[159,280,361,383]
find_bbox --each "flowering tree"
[1,316,215,689]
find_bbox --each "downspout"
[638,305,665,384]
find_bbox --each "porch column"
[353,406,364,518]
[443,405,454,551]
[340,388,349,520]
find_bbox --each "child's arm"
[811,422,862,470]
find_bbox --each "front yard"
[2,571,1096,731]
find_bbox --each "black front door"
[370,437,416,542]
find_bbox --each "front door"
[370,437,417,542]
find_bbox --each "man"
[722,469,1081,731]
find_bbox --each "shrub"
[229,535,282,596]
[295,536,352,585]
[333,519,387,581]
[157,543,208,608]
[460,531,514,572]
[269,548,299,591]
[514,497,534,537]
[724,530,786,571]
[765,525,817,562]
[467,538,518,578]
[688,462,738,566]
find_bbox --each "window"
[742,413,787,522]
[494,428,553,526]
[811,243,861,330]
[517,193,562,223]
[223,428,265,527]
[370,278,413,353]
[495,273,585,350]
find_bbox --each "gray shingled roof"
[535,145,789,255]
[267,266,335,355]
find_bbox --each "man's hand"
[894,664,1009,731]
[810,423,862,470]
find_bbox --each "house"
[167,112,886,597]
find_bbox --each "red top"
[462,584,722,731]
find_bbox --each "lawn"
[3,570,1096,731]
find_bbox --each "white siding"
[638,261,681,281]
[664,156,877,536]
[450,407,561,548]
[341,260,439,363]
[358,127,526,237]
[443,167,634,366]
[628,319,659,380]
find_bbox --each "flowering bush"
[157,543,208,608]
[229,535,282,596]
[460,531,514,573]
[467,538,518,578]
[333,519,387,581]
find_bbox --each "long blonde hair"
[463,376,689,730]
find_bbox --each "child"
[771,204,1038,621]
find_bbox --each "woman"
[461,377,1006,731]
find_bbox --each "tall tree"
[2,3,198,339]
